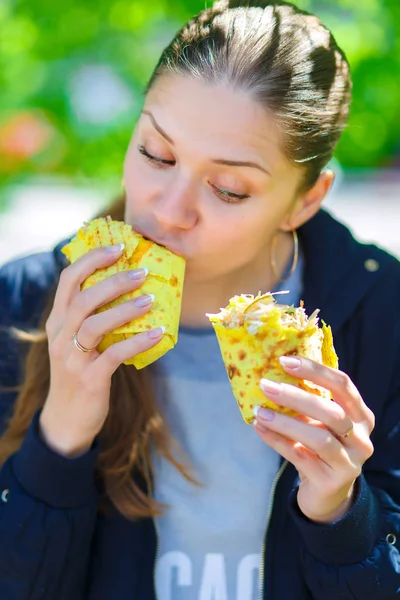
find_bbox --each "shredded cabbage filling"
[208,293,320,334]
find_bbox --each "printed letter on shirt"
[236,554,260,600]
[157,551,192,600]
[199,553,228,600]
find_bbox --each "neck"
[179,232,294,328]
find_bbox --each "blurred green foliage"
[0,0,399,189]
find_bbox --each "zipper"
[259,460,288,600]
[152,515,161,600]
[142,455,160,600]
[145,452,287,600]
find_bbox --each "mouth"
[132,225,185,258]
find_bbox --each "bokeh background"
[1,0,399,265]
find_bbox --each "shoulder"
[0,239,70,328]
[300,210,400,403]
[0,240,70,431]
[301,208,399,270]
[300,208,400,322]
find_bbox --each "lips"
[132,225,184,257]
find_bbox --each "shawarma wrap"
[61,215,185,369]
[207,292,338,424]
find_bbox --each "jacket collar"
[299,209,397,334]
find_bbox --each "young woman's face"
[123,75,306,283]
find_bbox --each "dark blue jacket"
[1,209,400,599]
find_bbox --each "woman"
[0,1,399,598]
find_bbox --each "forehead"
[142,75,286,171]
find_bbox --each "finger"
[51,244,126,323]
[279,356,374,430]
[253,421,329,478]
[87,327,166,385]
[253,406,349,468]
[61,267,148,343]
[66,294,155,370]
[260,378,353,438]
[80,294,154,347]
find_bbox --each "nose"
[152,176,198,231]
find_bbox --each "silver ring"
[73,331,96,353]
[337,422,354,439]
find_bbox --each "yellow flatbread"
[61,215,186,369]
[207,293,338,424]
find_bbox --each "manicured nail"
[253,405,275,421]
[128,267,149,279]
[147,326,166,339]
[106,242,125,253]
[260,379,281,395]
[134,294,155,307]
[280,356,301,369]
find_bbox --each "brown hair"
[0,0,352,520]
[147,0,352,191]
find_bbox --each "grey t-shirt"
[150,258,303,600]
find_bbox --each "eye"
[137,144,174,168]
[209,183,250,204]
[138,144,250,203]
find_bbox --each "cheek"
[124,153,146,193]
[201,208,272,263]
[123,156,156,218]
[184,211,270,282]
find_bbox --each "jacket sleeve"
[0,249,100,599]
[0,410,101,600]
[0,248,64,432]
[288,385,400,598]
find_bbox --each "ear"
[280,170,335,231]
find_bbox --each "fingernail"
[280,356,301,369]
[128,267,149,279]
[106,243,125,253]
[253,405,275,421]
[147,326,166,339]
[134,294,155,307]
[260,379,281,395]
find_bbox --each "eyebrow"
[142,110,271,176]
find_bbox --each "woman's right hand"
[39,244,164,458]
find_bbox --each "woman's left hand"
[253,355,375,524]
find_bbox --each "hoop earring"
[270,229,299,284]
